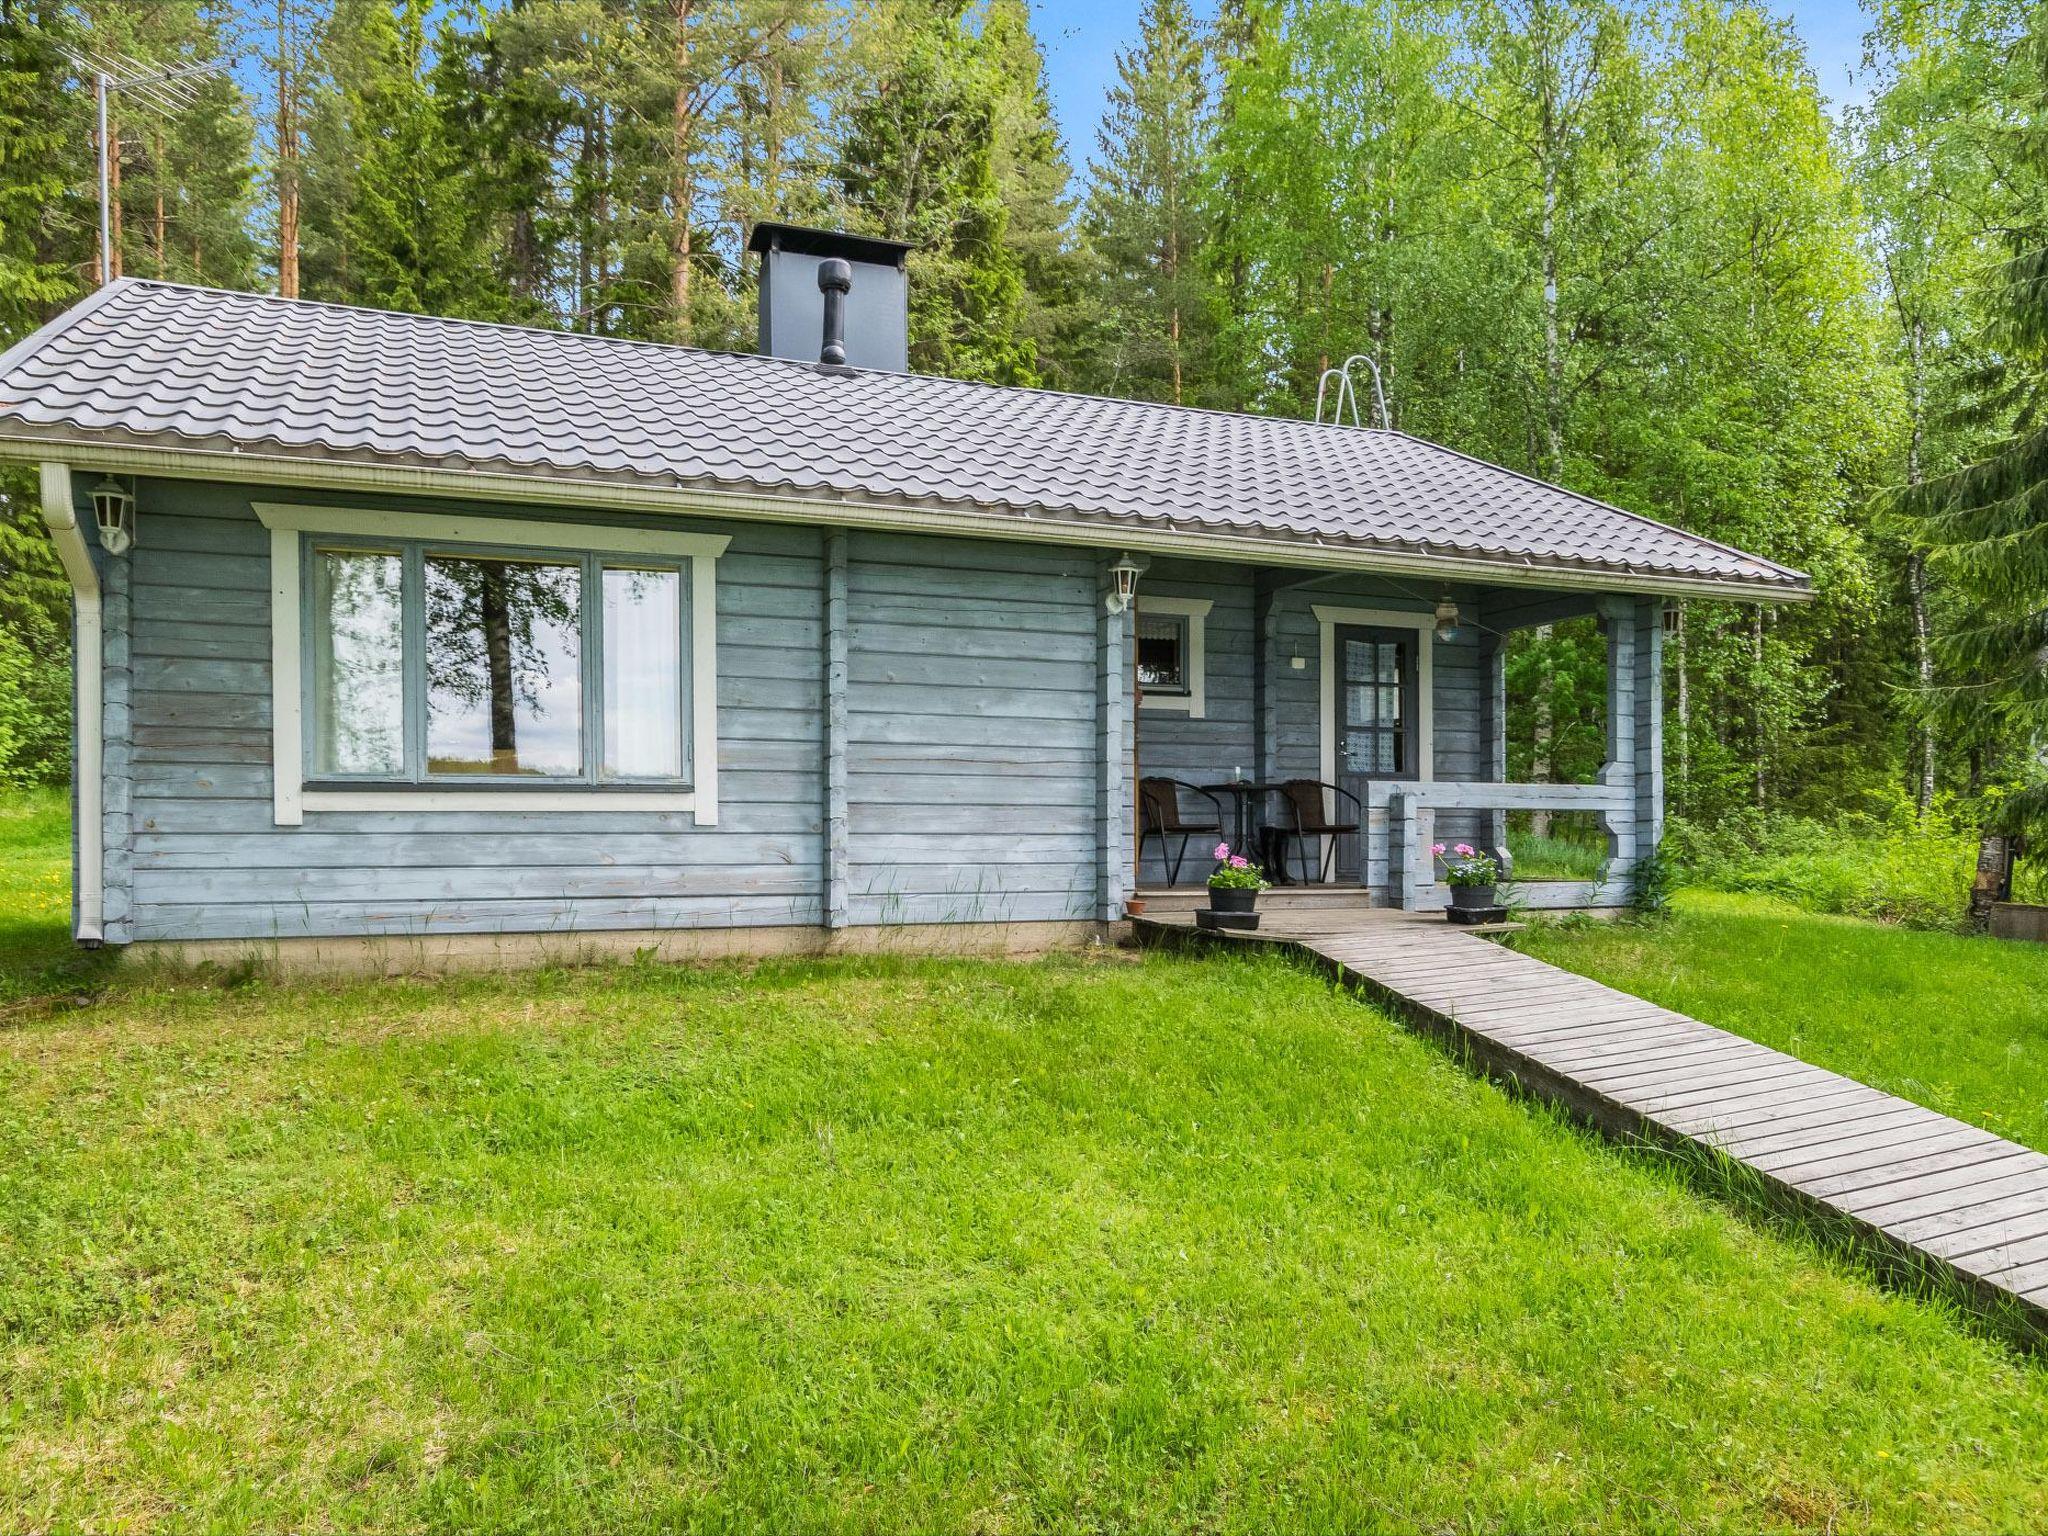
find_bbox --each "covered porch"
[1127,557,1663,912]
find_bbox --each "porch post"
[1478,626,1506,863]
[1252,578,1283,784]
[1633,596,1664,855]
[823,530,849,929]
[1599,595,1639,888]
[1098,559,1132,921]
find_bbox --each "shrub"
[1664,794,1978,931]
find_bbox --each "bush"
[1664,795,1978,931]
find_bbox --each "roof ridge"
[90,277,1418,442]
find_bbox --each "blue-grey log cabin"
[0,226,1808,969]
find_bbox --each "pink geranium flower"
[1214,842,1231,861]
[1431,843,1446,856]
[1454,844,1475,857]
[1230,855,1249,870]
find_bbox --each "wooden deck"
[1137,905,2048,1342]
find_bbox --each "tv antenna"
[68,47,230,285]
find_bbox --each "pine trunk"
[669,0,696,345]
[277,3,300,301]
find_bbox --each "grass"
[1516,890,2048,1153]
[0,787,109,1007]
[1505,826,1608,882]
[7,799,2048,1528]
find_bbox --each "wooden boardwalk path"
[1137,904,2048,1340]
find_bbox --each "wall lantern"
[1433,596,1460,643]
[90,475,135,555]
[1107,552,1142,615]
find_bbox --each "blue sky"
[1032,0,1872,170]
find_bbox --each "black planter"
[1449,883,1497,910]
[1208,885,1260,914]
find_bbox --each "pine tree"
[1084,0,1212,404]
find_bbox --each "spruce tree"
[1083,0,1213,404]
[982,0,1093,389]
[301,0,490,316]
[1909,23,2048,824]
[833,0,1033,383]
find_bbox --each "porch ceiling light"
[1107,552,1142,614]
[1433,596,1460,642]
[90,475,134,556]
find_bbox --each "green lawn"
[6,961,2048,1526]
[7,804,2048,1529]
[1516,890,2048,1153]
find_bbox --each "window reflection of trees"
[316,550,403,775]
[425,556,581,775]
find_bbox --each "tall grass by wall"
[1665,797,1983,931]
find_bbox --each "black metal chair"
[1138,777,1225,886]
[1269,778,1363,885]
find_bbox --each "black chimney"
[748,222,914,372]
[817,258,852,366]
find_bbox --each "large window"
[308,540,686,786]
[261,504,726,825]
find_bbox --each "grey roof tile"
[0,279,1805,594]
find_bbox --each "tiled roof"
[0,279,1806,595]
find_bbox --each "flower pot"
[1449,883,1497,910]
[1208,885,1260,914]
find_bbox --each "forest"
[0,0,2043,919]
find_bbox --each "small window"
[1137,612,1189,695]
[1134,595,1211,717]
[305,537,689,788]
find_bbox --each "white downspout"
[38,463,103,946]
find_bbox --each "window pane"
[1136,614,1186,691]
[603,567,682,779]
[425,554,582,777]
[311,549,404,776]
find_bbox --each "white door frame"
[1314,604,1435,790]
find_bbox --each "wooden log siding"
[124,479,828,941]
[109,479,1666,941]
[844,531,1102,927]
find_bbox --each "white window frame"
[1313,604,1435,789]
[1135,595,1211,718]
[257,503,728,826]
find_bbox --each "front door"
[1334,625,1419,881]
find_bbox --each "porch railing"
[1364,778,1638,910]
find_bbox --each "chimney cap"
[747,221,914,270]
